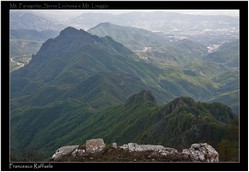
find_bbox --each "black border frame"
[1,1,248,171]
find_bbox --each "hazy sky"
[34,10,239,20]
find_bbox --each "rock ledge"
[51,139,219,162]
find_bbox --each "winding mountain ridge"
[88,22,208,66]
[88,22,172,51]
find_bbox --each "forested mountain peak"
[125,90,156,107]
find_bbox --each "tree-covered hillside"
[11,90,238,161]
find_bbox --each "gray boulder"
[112,143,118,149]
[86,138,106,153]
[119,144,128,150]
[120,143,164,152]
[135,144,165,152]
[52,145,79,160]
[72,148,86,157]
[164,147,178,154]
[182,143,219,162]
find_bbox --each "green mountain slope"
[88,22,208,66]
[208,90,239,115]
[11,99,92,160]
[11,90,238,161]
[205,40,239,68]
[10,29,59,71]
[11,27,174,109]
[88,22,171,51]
[88,23,239,113]
[88,91,237,152]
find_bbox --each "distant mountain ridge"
[11,29,59,41]
[88,22,207,66]
[89,22,172,51]
[10,11,65,31]
[10,11,238,46]
[71,11,238,35]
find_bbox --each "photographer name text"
[9,163,53,170]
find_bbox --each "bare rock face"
[164,147,178,155]
[72,148,86,157]
[182,143,219,162]
[119,144,129,150]
[138,145,166,152]
[51,138,106,160]
[119,143,178,157]
[120,143,166,152]
[86,138,106,153]
[52,145,79,160]
[112,143,118,149]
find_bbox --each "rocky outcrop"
[182,143,219,162]
[86,138,106,153]
[51,139,219,162]
[112,143,118,149]
[52,145,79,161]
[72,148,86,157]
[119,143,178,156]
